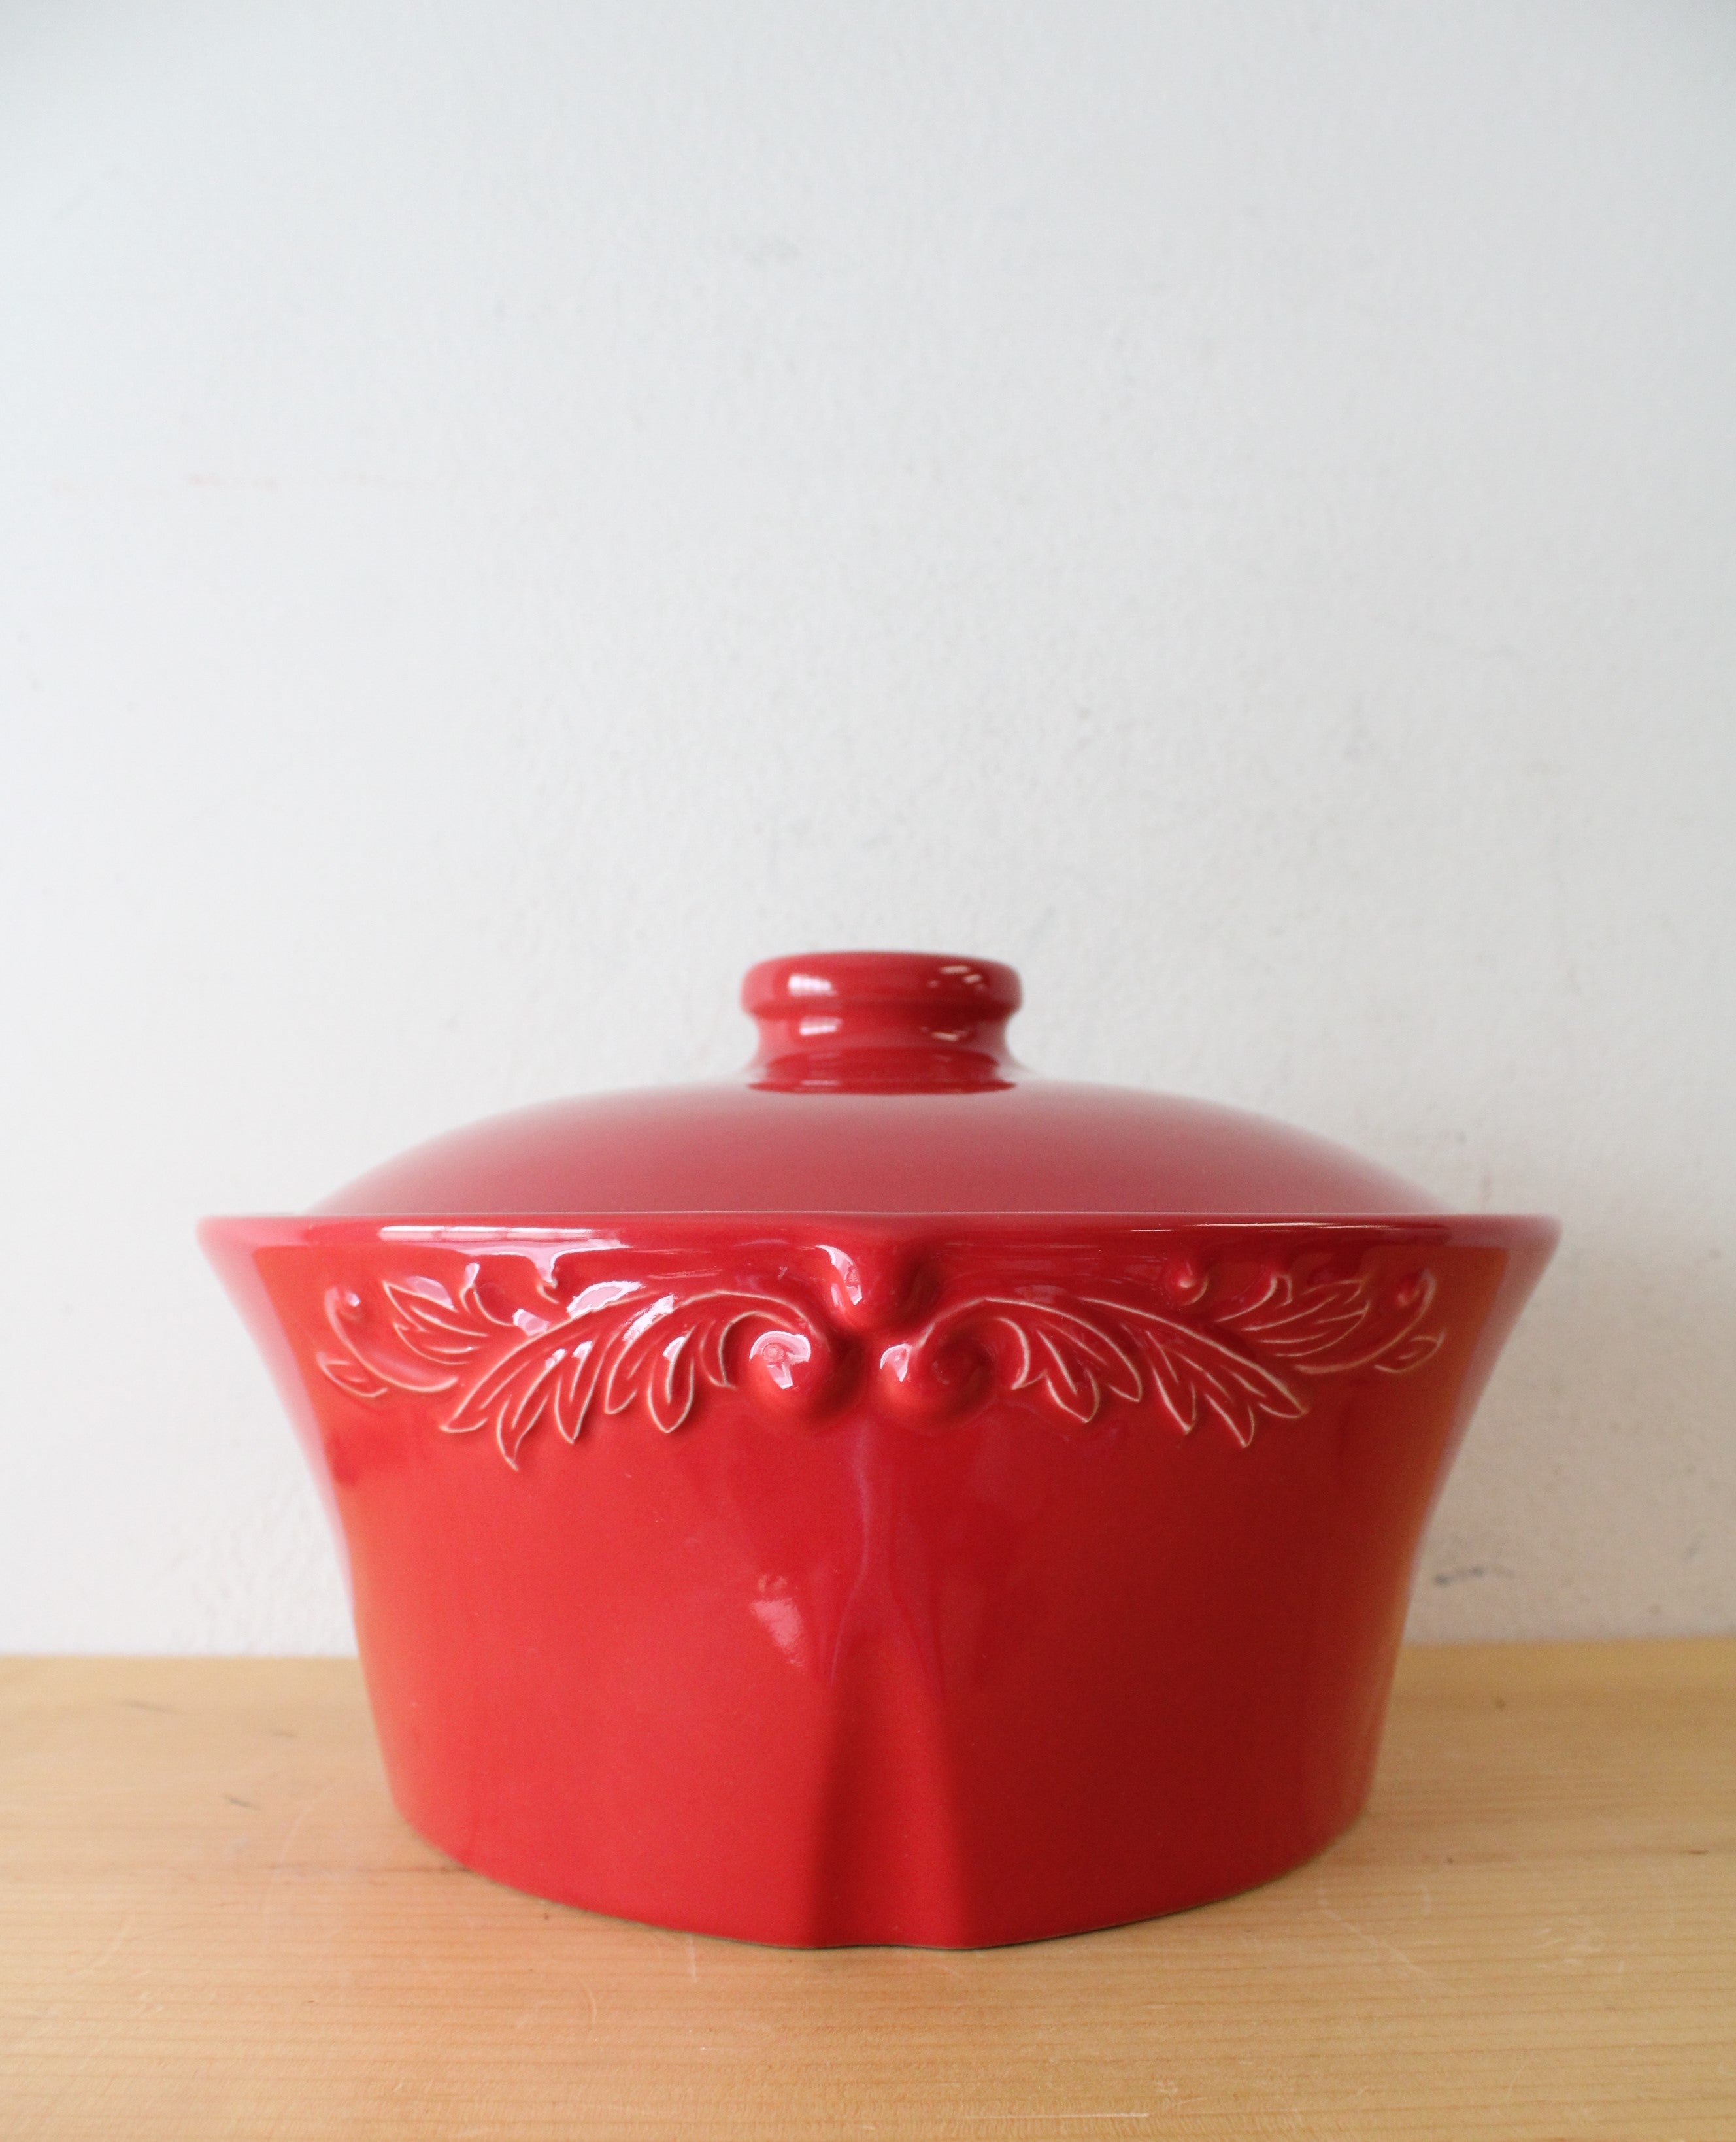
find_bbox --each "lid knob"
[742,951,1022,1092]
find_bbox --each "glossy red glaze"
[203,952,1556,1947]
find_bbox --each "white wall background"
[2,1,1731,1653]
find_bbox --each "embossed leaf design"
[908,1294,1304,1445]
[314,1349,392,1401]
[316,1267,512,1400]
[438,1278,637,1460]
[1109,1301,1309,1447]
[895,1262,1443,1445]
[924,1297,1140,1424]
[318,1268,826,1465]
[1215,1266,1443,1377]
[316,1252,1445,1462]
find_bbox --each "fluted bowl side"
[203,1208,1555,1947]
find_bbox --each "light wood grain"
[1,1641,1731,2140]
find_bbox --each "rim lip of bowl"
[199,1209,1561,1252]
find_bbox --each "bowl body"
[204,1205,1554,1947]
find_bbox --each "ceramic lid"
[314,950,1443,1217]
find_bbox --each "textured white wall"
[2,2,1731,1652]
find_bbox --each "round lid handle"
[742,951,1022,1092]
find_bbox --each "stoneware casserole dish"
[203,950,1556,1948]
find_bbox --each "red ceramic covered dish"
[203,951,1555,1947]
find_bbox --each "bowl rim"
[201,1211,1560,1248]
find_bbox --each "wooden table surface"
[1,1641,1731,2140]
